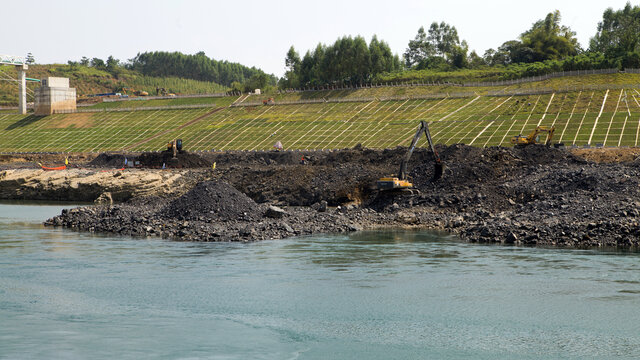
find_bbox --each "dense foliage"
[377,52,619,84]
[404,22,469,69]
[127,51,276,88]
[279,35,401,88]
[590,2,640,67]
[483,11,580,66]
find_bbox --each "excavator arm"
[377,120,444,191]
[512,126,556,146]
[398,120,443,180]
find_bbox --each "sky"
[1,0,634,77]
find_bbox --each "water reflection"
[279,231,467,271]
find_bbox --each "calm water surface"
[1,203,640,359]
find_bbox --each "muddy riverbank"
[3,145,640,246]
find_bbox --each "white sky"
[1,0,633,77]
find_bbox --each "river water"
[1,203,640,359]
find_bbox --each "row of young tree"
[280,35,402,89]
[281,2,640,88]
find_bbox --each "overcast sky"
[2,0,633,77]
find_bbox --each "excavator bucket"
[433,162,444,181]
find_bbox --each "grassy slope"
[1,73,639,153]
[90,96,238,110]
[0,64,228,106]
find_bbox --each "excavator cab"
[377,120,444,192]
[166,139,183,158]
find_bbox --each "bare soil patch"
[47,113,94,129]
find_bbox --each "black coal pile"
[136,151,212,168]
[88,151,211,168]
[88,153,128,167]
[160,180,264,221]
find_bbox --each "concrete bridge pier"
[18,64,27,115]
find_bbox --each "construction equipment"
[122,87,149,97]
[167,139,183,158]
[377,120,444,191]
[511,126,555,146]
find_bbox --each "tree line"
[128,51,277,89]
[280,35,402,89]
[68,51,277,91]
[65,2,640,93]
[281,2,640,88]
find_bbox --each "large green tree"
[282,46,302,88]
[485,10,579,65]
[280,35,400,88]
[404,21,466,69]
[590,2,640,58]
[404,26,434,68]
[520,10,580,61]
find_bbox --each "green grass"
[89,96,237,110]
[2,77,640,153]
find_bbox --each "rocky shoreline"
[3,145,640,247]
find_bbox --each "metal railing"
[488,83,640,96]
[0,54,25,65]
[102,92,235,103]
[463,68,619,87]
[273,68,623,94]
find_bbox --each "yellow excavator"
[122,87,149,97]
[377,120,444,191]
[167,139,183,158]
[511,126,555,146]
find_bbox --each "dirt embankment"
[32,145,640,247]
[570,147,640,163]
[0,168,206,202]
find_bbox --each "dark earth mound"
[88,153,128,167]
[45,144,640,246]
[88,151,212,168]
[136,151,212,168]
[161,180,264,221]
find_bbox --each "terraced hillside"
[1,75,640,153]
[0,64,228,106]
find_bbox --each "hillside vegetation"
[1,73,639,153]
[0,64,228,106]
[280,4,640,90]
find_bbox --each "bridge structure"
[0,55,28,114]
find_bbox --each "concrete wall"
[41,77,70,88]
[35,86,76,116]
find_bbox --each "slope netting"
[1,89,639,153]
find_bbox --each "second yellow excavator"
[511,126,555,146]
[377,120,444,191]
